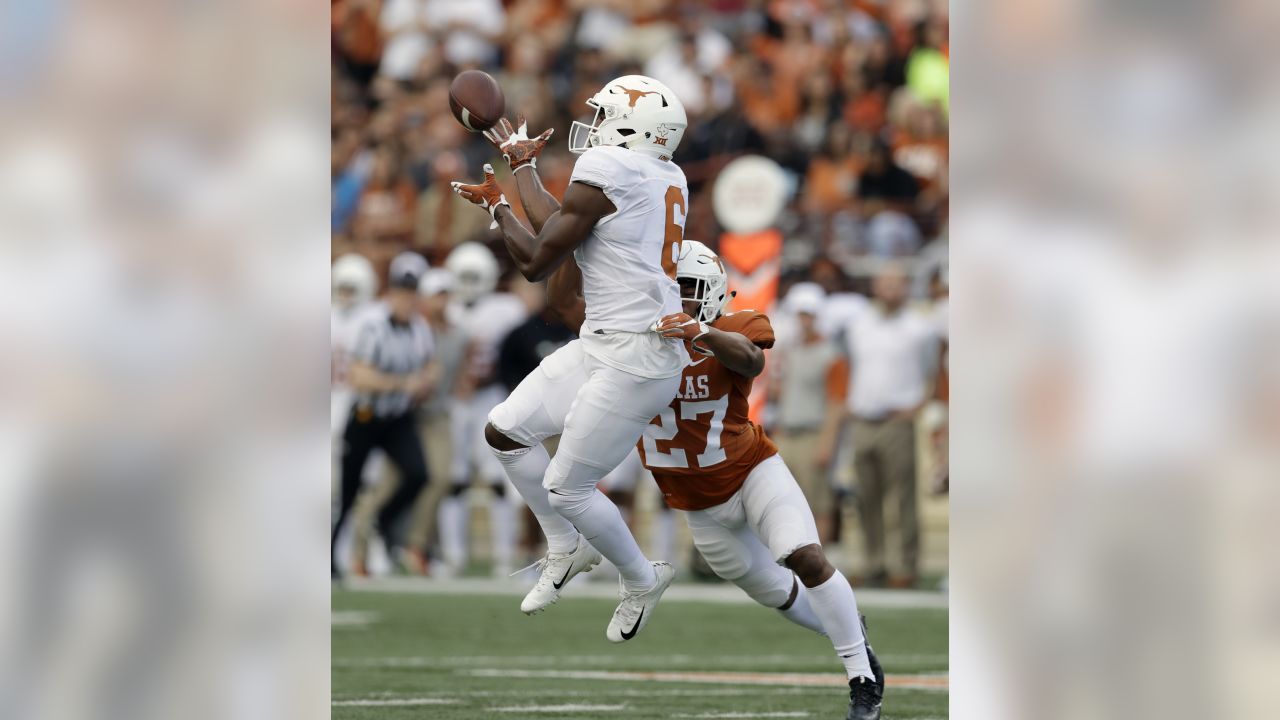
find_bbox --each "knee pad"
[544,478,596,519]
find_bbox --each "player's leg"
[741,455,876,683]
[486,341,588,554]
[474,385,516,577]
[487,341,602,613]
[546,361,680,592]
[597,448,642,526]
[545,360,681,642]
[684,504,825,635]
[437,401,475,573]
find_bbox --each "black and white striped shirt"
[351,303,434,419]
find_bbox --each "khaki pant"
[851,417,919,578]
[353,413,453,562]
[774,428,831,516]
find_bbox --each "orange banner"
[719,229,783,425]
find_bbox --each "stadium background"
[332,1,948,717]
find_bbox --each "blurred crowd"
[331,0,950,585]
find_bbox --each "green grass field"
[333,583,947,719]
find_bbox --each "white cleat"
[606,562,675,643]
[519,536,603,615]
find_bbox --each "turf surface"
[333,588,947,719]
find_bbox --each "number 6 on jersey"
[662,185,686,280]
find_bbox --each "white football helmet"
[568,75,687,161]
[444,242,499,304]
[676,240,730,323]
[332,253,377,308]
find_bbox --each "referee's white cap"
[419,268,454,297]
[389,251,429,290]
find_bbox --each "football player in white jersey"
[332,253,379,433]
[437,241,528,577]
[452,75,690,642]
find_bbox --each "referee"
[332,252,437,579]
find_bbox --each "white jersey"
[570,145,689,378]
[447,292,528,387]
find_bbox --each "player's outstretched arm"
[453,168,613,282]
[657,314,767,378]
[483,116,560,232]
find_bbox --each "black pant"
[332,410,429,571]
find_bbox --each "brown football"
[449,70,505,133]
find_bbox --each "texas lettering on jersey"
[636,310,779,510]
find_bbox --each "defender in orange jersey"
[645,241,885,720]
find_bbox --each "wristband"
[488,195,510,229]
[689,323,714,356]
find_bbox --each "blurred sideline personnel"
[437,242,527,577]
[332,252,437,580]
[818,263,940,588]
[331,254,389,572]
[771,283,846,543]
[452,76,690,642]
[625,241,885,720]
[409,268,468,571]
[349,267,465,577]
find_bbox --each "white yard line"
[331,698,458,706]
[339,576,948,610]
[330,611,379,628]
[489,704,627,713]
[675,707,803,712]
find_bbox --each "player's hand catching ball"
[657,312,713,355]
[483,115,554,171]
[450,163,510,229]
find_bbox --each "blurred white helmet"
[444,242,499,304]
[568,75,687,161]
[332,253,377,308]
[676,240,730,323]
[784,282,826,316]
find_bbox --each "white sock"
[438,495,469,568]
[489,491,516,572]
[807,570,873,681]
[492,444,578,554]
[778,580,828,636]
[552,488,655,592]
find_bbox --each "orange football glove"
[483,115,555,171]
[450,163,509,229]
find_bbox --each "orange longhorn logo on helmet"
[612,85,661,108]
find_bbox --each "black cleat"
[846,675,884,720]
[846,614,884,720]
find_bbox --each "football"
[449,70,505,133]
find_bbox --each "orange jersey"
[637,310,779,511]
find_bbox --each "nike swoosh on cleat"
[551,565,573,590]
[620,608,644,640]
